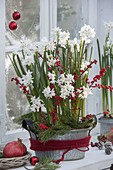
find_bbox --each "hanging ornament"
[12,11,21,20]
[9,21,18,31]
[30,156,39,165]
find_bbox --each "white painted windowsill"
[7,147,113,170]
[2,128,112,170]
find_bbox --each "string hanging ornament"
[12,11,21,20]
[9,21,18,31]
[8,10,21,31]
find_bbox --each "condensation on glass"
[97,0,113,43]
[6,0,40,46]
[57,0,88,39]
[5,0,40,131]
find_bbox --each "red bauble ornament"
[30,156,39,165]
[9,21,17,30]
[12,11,21,20]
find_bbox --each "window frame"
[0,0,6,144]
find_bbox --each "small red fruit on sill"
[30,156,39,165]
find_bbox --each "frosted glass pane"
[97,0,113,43]
[6,0,40,46]
[57,0,88,39]
[6,56,29,131]
[5,0,40,131]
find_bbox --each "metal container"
[33,128,90,161]
[99,117,113,135]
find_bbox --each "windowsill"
[2,129,111,170]
[7,147,113,170]
[1,126,108,170]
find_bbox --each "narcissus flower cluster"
[97,23,113,115]
[10,24,112,141]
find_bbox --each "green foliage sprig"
[34,157,60,170]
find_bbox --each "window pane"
[57,0,88,39]
[97,0,113,43]
[6,0,40,46]
[6,55,29,130]
[5,0,40,131]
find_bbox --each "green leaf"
[97,39,102,68]
[34,157,60,170]
[9,54,22,77]
[17,54,26,75]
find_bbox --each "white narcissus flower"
[69,42,74,53]
[81,61,90,70]
[50,27,62,42]
[67,84,75,97]
[69,38,80,53]
[59,31,70,48]
[19,35,31,52]
[81,60,90,75]
[48,72,56,84]
[30,96,37,104]
[43,86,55,98]
[46,54,56,67]
[73,38,80,52]
[22,51,34,66]
[65,84,75,97]
[60,31,70,40]
[78,86,92,99]
[104,22,113,31]
[30,104,37,112]
[13,36,38,54]
[79,24,96,44]
[57,73,66,85]
[29,42,39,51]
[60,84,75,99]
[106,39,111,48]
[57,74,74,86]
[68,40,75,53]
[30,96,45,112]
[60,86,69,99]
[59,39,67,48]
[65,74,75,84]
[46,41,56,51]
[19,70,33,86]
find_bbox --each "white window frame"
[0,0,6,143]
